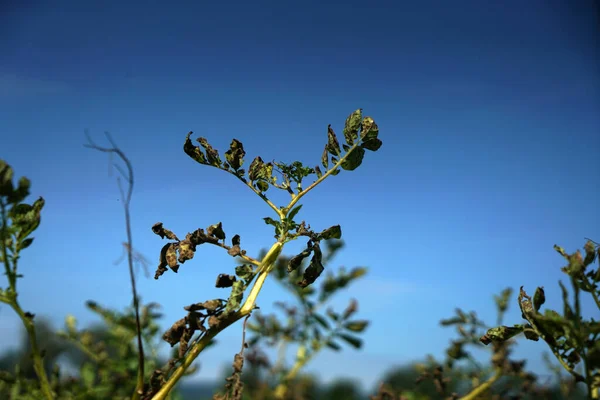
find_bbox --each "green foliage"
[478,241,600,398]
[3,108,598,400]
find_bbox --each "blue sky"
[1,0,599,392]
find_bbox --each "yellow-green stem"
[273,345,313,399]
[460,368,502,400]
[11,303,54,400]
[151,241,284,400]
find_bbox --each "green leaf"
[343,109,362,146]
[263,217,281,236]
[326,340,342,351]
[326,125,341,156]
[17,237,34,251]
[341,146,365,171]
[226,280,245,313]
[256,180,269,192]
[81,362,96,388]
[288,204,303,221]
[343,320,369,333]
[312,313,330,330]
[0,160,14,197]
[235,265,254,281]
[336,332,363,349]
[10,197,44,241]
[224,139,246,171]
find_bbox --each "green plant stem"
[286,143,360,212]
[152,241,284,400]
[459,368,502,400]
[1,202,54,400]
[10,302,54,400]
[273,345,313,400]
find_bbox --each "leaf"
[256,180,269,192]
[17,237,34,251]
[326,125,341,156]
[288,204,303,221]
[226,281,245,313]
[0,160,14,197]
[152,222,180,241]
[343,320,369,333]
[207,222,226,240]
[361,138,382,151]
[326,340,342,351]
[235,265,254,281]
[336,332,363,349]
[533,287,545,312]
[360,117,379,141]
[341,146,365,171]
[321,146,329,170]
[288,246,313,273]
[216,274,236,288]
[197,137,222,167]
[183,132,207,164]
[81,362,96,388]
[224,139,246,171]
[299,242,325,288]
[314,166,323,178]
[263,217,281,233]
[318,225,342,240]
[312,313,330,330]
[343,109,362,146]
[480,325,524,345]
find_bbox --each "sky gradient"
[1,0,600,392]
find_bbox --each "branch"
[84,131,145,399]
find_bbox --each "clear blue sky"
[1,0,599,392]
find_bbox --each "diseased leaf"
[341,146,365,171]
[318,225,342,240]
[326,125,341,156]
[361,138,382,151]
[152,222,180,241]
[289,246,313,273]
[480,325,524,345]
[216,274,236,288]
[314,165,323,178]
[183,132,207,165]
[197,137,222,167]
[224,139,246,171]
[207,222,226,240]
[321,146,329,170]
[533,287,545,312]
[360,117,379,141]
[343,109,362,146]
[299,242,324,288]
